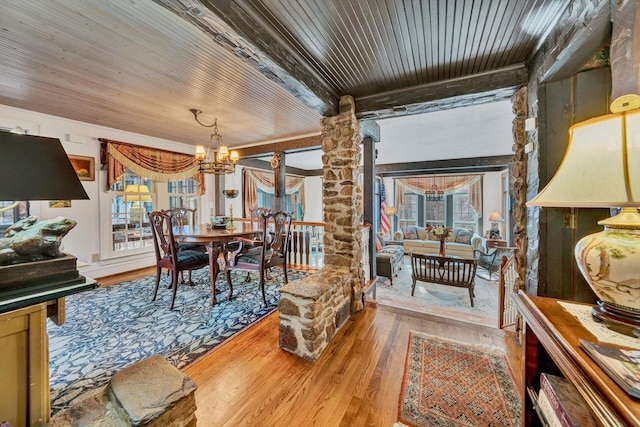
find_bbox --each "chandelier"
[425,184,444,202]
[190,109,239,174]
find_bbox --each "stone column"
[321,95,365,313]
[511,86,528,291]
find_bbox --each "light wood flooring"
[97,268,523,427]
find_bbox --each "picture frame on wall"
[68,155,95,181]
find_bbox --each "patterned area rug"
[399,332,521,427]
[47,267,308,414]
[376,257,499,328]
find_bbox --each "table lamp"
[488,210,505,238]
[1,131,89,205]
[528,97,640,336]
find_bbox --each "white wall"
[302,176,323,222]
[482,171,507,239]
[1,104,199,278]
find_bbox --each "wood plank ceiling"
[0,0,570,154]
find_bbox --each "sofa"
[393,226,482,259]
[375,234,404,285]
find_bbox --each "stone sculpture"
[0,215,77,265]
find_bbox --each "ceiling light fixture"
[425,184,444,202]
[190,109,239,175]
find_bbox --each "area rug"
[47,267,308,414]
[376,258,498,328]
[399,332,521,427]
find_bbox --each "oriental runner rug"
[47,267,308,414]
[399,332,521,427]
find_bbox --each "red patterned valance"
[99,139,204,194]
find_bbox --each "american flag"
[380,182,390,235]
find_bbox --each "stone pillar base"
[278,267,351,361]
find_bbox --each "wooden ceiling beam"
[355,64,528,120]
[153,0,338,116]
[528,0,611,84]
[374,155,513,178]
[235,134,322,159]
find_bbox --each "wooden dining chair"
[224,210,293,306]
[163,207,206,284]
[148,210,210,309]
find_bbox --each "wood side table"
[512,292,639,426]
[485,238,507,249]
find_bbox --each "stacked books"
[536,373,596,427]
[580,339,640,399]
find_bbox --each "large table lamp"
[1,131,89,204]
[528,99,639,336]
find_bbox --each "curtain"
[395,175,483,215]
[243,168,305,217]
[100,139,205,194]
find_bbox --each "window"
[168,178,199,224]
[452,192,478,233]
[398,194,419,228]
[425,199,445,228]
[0,202,25,237]
[110,173,155,253]
[256,189,298,214]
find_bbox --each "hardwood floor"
[96,268,523,426]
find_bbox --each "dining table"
[173,222,260,305]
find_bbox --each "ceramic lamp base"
[592,302,640,338]
[575,208,640,337]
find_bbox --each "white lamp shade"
[195,145,207,161]
[124,184,152,202]
[488,211,504,222]
[528,109,640,208]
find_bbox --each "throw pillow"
[455,228,473,245]
[375,234,382,251]
[402,226,419,240]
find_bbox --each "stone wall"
[321,95,364,312]
[510,86,528,292]
[278,267,351,361]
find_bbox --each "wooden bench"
[409,251,478,307]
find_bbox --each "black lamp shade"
[0,131,89,201]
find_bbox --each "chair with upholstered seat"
[163,207,206,284]
[226,206,270,281]
[164,207,204,251]
[148,210,210,309]
[224,210,292,306]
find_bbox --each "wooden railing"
[234,218,324,270]
[288,221,324,269]
[498,252,519,329]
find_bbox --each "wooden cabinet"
[0,303,49,427]
[0,269,97,427]
[512,292,640,426]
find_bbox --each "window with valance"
[99,139,205,194]
[394,175,482,215]
[243,169,305,218]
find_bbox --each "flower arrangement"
[426,224,452,241]
[427,224,452,257]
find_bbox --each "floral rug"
[376,258,499,328]
[399,332,521,427]
[47,267,308,414]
